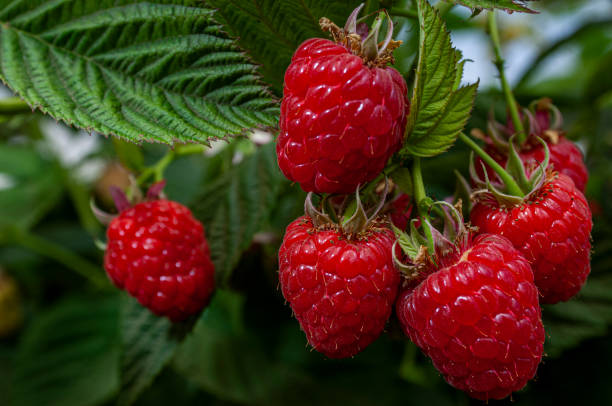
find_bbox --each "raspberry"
[388,193,412,230]
[396,233,545,400]
[478,136,588,192]
[471,172,592,304]
[104,200,215,321]
[278,216,400,358]
[277,37,408,193]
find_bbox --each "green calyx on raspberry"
[319,4,401,68]
[473,97,564,153]
[393,200,472,281]
[304,181,390,239]
[465,132,551,207]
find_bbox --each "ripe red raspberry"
[279,216,400,358]
[471,172,592,304]
[396,233,545,400]
[478,137,588,192]
[277,37,408,193]
[104,200,215,321]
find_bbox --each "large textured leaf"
[0,145,62,233]
[0,1,279,144]
[173,290,456,406]
[205,0,364,92]
[117,295,190,406]
[11,296,120,406]
[402,0,477,158]
[451,0,537,14]
[190,143,286,285]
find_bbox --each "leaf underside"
[0,1,279,145]
[452,0,537,14]
[402,0,478,158]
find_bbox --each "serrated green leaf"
[451,0,537,14]
[11,296,120,406]
[402,0,477,158]
[0,1,279,145]
[190,143,286,285]
[0,145,62,233]
[406,83,477,157]
[205,0,365,92]
[117,295,190,406]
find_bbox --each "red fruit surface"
[396,233,545,400]
[471,173,592,304]
[277,38,409,193]
[104,200,215,321]
[477,136,588,192]
[278,216,400,358]
[389,193,412,230]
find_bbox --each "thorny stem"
[412,158,434,254]
[487,11,526,144]
[458,132,524,196]
[9,228,109,289]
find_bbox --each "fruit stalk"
[411,158,434,253]
[487,11,526,144]
[0,97,31,115]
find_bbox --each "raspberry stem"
[412,158,435,254]
[7,227,110,289]
[458,132,524,197]
[487,11,526,145]
[137,144,207,185]
[0,96,30,115]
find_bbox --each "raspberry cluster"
[274,8,591,402]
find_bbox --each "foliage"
[0,0,611,405]
[402,0,477,158]
[451,0,537,14]
[0,1,278,144]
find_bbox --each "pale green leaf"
[0,1,279,144]
[406,83,477,157]
[402,0,477,158]
[190,143,287,285]
[451,0,537,14]
[11,296,120,406]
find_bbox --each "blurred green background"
[0,0,611,405]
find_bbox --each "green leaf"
[543,272,612,358]
[205,0,365,92]
[11,296,120,406]
[190,143,287,285]
[116,295,190,406]
[0,1,279,144]
[402,0,477,158]
[451,0,537,14]
[0,145,62,233]
[174,290,455,406]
